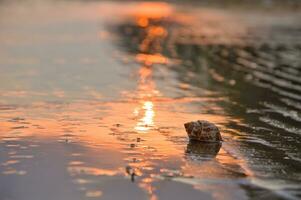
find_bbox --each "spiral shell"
[184,120,222,142]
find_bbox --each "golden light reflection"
[133,63,157,132]
[136,53,168,66]
[137,17,149,28]
[128,2,172,19]
[0,2,255,199]
[123,4,252,199]
[131,3,171,134]
[68,166,119,176]
[121,4,175,198]
[135,101,155,132]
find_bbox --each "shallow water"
[0,1,300,200]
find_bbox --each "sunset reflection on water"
[111,3,252,199]
[0,1,270,200]
[134,101,155,132]
[130,4,169,134]
[133,62,157,132]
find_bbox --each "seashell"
[184,120,222,142]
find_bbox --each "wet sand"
[0,1,300,200]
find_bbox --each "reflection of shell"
[184,120,222,142]
[186,140,222,159]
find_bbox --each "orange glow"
[0,2,256,199]
[135,101,155,132]
[137,17,149,27]
[136,53,168,65]
[127,2,172,19]
[148,26,167,37]
[68,166,119,176]
[138,25,168,53]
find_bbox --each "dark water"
[0,1,300,200]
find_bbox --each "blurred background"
[0,0,300,200]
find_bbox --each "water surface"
[0,1,300,200]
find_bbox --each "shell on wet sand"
[184,120,222,142]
